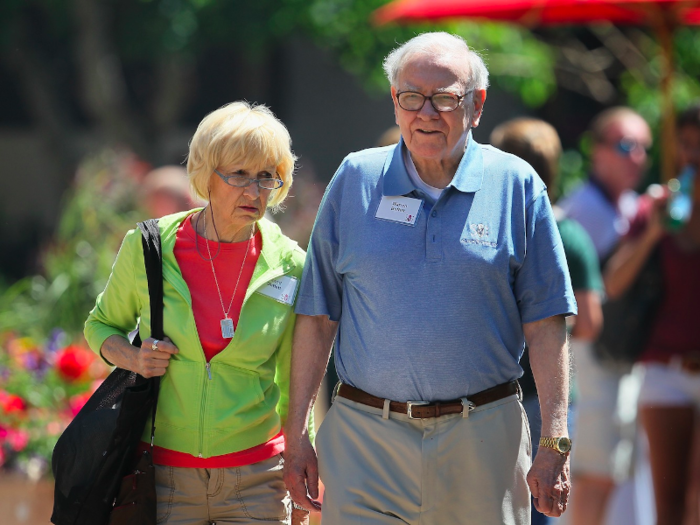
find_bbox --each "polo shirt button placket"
[426,207,442,261]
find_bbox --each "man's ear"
[470,90,487,128]
[391,86,400,125]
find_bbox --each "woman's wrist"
[292,501,310,513]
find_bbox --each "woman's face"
[208,160,278,230]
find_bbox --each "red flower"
[0,390,27,414]
[55,345,95,382]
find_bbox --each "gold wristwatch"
[539,436,572,455]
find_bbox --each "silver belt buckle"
[406,401,429,419]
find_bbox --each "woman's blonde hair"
[186,101,296,210]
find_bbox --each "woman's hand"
[646,184,669,243]
[137,337,178,377]
[291,507,310,525]
[100,335,178,377]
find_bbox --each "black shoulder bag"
[51,219,163,525]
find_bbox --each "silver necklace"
[201,207,254,339]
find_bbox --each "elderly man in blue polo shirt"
[283,31,576,525]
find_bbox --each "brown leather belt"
[336,380,520,419]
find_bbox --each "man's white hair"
[383,32,489,91]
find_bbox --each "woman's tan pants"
[154,454,290,524]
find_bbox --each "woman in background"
[604,104,700,525]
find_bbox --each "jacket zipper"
[197,265,294,458]
[198,363,212,458]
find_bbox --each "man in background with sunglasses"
[284,31,576,525]
[559,107,652,525]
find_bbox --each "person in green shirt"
[491,118,604,525]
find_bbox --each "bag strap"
[136,218,163,450]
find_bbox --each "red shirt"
[143,214,284,468]
[175,216,261,362]
[629,197,700,362]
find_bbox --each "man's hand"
[283,437,322,512]
[527,447,571,517]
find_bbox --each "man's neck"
[410,147,465,189]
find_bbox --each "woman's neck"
[192,208,255,243]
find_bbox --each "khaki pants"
[155,454,290,524]
[316,394,531,525]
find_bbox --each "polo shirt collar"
[450,131,484,193]
[381,132,483,196]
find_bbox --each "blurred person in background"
[84,101,312,525]
[284,32,576,525]
[491,118,604,525]
[558,107,652,525]
[139,165,204,218]
[604,104,700,525]
[376,126,402,148]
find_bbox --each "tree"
[0,0,556,171]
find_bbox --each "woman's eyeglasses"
[215,169,284,190]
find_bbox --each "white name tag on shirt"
[256,276,298,305]
[375,196,422,226]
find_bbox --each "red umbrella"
[374,0,700,26]
[374,0,700,180]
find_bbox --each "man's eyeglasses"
[607,138,651,158]
[396,90,472,113]
[215,169,284,190]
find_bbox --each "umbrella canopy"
[374,0,700,27]
[374,0,700,180]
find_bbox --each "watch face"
[556,437,572,453]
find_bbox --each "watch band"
[539,436,572,455]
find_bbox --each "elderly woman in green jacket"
[85,102,312,525]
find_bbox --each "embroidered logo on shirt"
[470,223,489,238]
[460,222,497,248]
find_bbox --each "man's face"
[591,115,652,197]
[391,53,485,169]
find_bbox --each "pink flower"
[55,345,95,382]
[6,429,29,452]
[46,421,62,436]
[68,391,92,417]
[68,379,102,416]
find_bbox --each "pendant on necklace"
[220,318,235,339]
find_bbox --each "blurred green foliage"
[0,0,557,107]
[0,151,145,338]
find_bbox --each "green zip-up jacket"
[85,210,314,457]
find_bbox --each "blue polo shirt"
[296,134,576,402]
